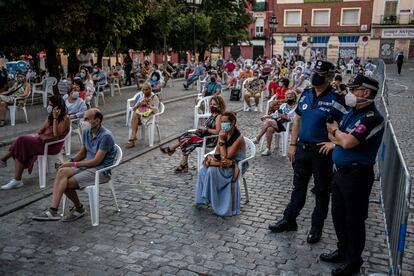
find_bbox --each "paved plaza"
[0,71,413,275]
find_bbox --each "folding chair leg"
[243,177,249,203]
[109,181,120,212]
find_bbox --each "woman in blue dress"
[195,112,247,216]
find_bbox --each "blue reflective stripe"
[398,224,407,252]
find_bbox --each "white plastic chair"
[128,102,165,147]
[64,119,83,156]
[31,77,57,107]
[265,95,277,115]
[94,80,108,107]
[125,92,141,126]
[203,137,256,203]
[9,89,31,126]
[195,134,218,170]
[259,122,292,157]
[242,78,264,112]
[61,144,123,226]
[37,125,72,189]
[110,78,121,97]
[194,96,213,128]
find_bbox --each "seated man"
[32,108,116,222]
[91,65,107,92]
[202,72,222,97]
[244,71,266,112]
[183,62,205,89]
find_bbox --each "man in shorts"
[33,108,116,222]
[244,70,265,112]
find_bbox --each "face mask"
[221,122,231,132]
[296,70,301,74]
[210,77,216,83]
[72,91,79,99]
[345,91,357,107]
[151,76,157,81]
[311,74,326,86]
[82,121,91,130]
[47,105,53,114]
[278,82,283,86]
[93,68,98,72]
[17,77,24,83]
[287,99,295,105]
[210,106,219,113]
[79,72,85,78]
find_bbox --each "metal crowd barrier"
[374,59,412,275]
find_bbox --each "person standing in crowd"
[320,75,384,276]
[77,47,93,73]
[395,51,404,75]
[124,53,133,86]
[268,61,346,244]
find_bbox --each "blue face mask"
[72,91,79,99]
[47,105,53,114]
[79,72,85,78]
[151,76,157,81]
[221,122,231,132]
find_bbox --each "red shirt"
[79,90,86,100]
[225,62,236,73]
[268,81,279,97]
[275,86,289,100]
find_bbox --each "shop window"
[312,9,330,26]
[284,10,302,27]
[341,8,361,26]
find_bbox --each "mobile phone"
[214,153,221,160]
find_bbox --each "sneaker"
[261,149,271,156]
[252,137,259,144]
[32,208,61,221]
[62,205,86,222]
[254,106,258,112]
[1,179,23,190]
[0,160,6,168]
[245,106,251,112]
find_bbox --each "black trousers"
[283,146,333,228]
[397,62,403,74]
[125,69,132,86]
[331,165,374,265]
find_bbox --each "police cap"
[313,60,335,74]
[347,74,379,93]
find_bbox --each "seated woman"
[63,84,87,125]
[79,67,94,106]
[202,72,221,97]
[160,95,226,172]
[126,82,160,148]
[252,91,297,156]
[274,78,289,101]
[148,71,162,95]
[194,112,246,216]
[0,72,31,127]
[0,95,70,189]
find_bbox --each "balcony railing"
[252,1,266,12]
[304,0,342,3]
[375,14,414,25]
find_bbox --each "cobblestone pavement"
[0,108,397,275]
[383,61,414,274]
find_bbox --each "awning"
[311,36,330,47]
[283,36,298,47]
[339,35,360,47]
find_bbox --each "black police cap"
[313,60,335,74]
[347,74,379,92]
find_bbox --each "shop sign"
[382,29,414,38]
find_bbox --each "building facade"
[272,0,375,62]
[371,0,414,62]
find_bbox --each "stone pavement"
[383,61,414,274]
[0,108,395,275]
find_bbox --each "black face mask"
[287,99,295,105]
[210,77,216,83]
[311,73,326,86]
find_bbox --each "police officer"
[268,61,346,244]
[320,75,384,275]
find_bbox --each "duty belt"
[298,142,322,151]
[333,163,372,173]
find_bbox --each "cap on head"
[347,74,379,93]
[313,60,335,74]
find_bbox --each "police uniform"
[283,61,346,235]
[330,75,384,270]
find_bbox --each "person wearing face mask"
[267,75,280,98]
[274,78,290,101]
[0,96,70,189]
[91,64,107,92]
[244,71,266,112]
[252,91,298,156]
[194,111,247,216]
[63,85,87,122]
[202,73,222,97]
[126,83,160,148]
[268,61,346,245]
[320,75,383,276]
[303,62,312,80]
[148,71,162,96]
[160,96,226,172]
[0,72,31,126]
[32,108,117,222]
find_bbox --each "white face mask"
[81,121,91,130]
[345,91,357,107]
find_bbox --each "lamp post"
[186,0,203,61]
[268,15,278,58]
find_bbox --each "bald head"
[84,108,103,125]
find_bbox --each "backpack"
[230,88,241,101]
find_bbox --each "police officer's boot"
[268,218,298,233]
[306,226,322,244]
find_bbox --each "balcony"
[253,32,266,39]
[374,14,414,25]
[304,0,342,3]
[252,1,266,12]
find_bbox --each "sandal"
[160,146,175,156]
[174,163,188,173]
[126,139,135,148]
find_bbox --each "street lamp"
[186,0,203,61]
[269,15,278,57]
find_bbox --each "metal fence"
[374,59,412,275]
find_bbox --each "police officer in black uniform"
[320,75,384,275]
[268,61,346,244]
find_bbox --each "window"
[312,9,330,26]
[255,17,264,37]
[341,8,361,26]
[284,9,302,27]
[384,1,397,16]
